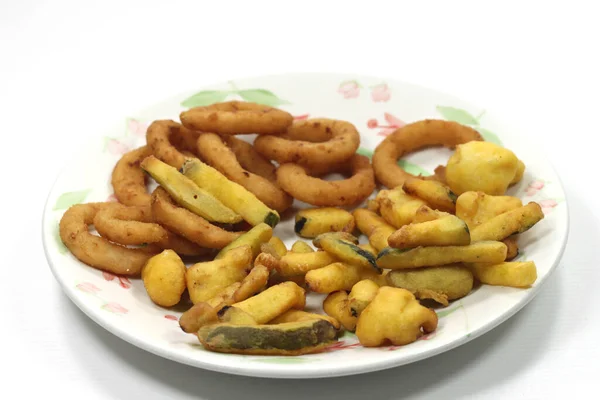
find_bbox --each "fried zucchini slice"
[140,155,241,224]
[387,215,471,249]
[323,291,357,332]
[305,262,383,293]
[348,279,380,317]
[456,191,523,230]
[468,261,537,288]
[470,202,544,242]
[215,222,272,260]
[386,265,474,306]
[313,232,380,273]
[221,281,306,324]
[197,319,338,356]
[182,158,280,227]
[291,240,314,253]
[375,188,427,228]
[294,207,355,238]
[358,243,378,257]
[269,310,341,329]
[352,209,396,252]
[186,245,252,304]
[402,178,457,213]
[377,241,507,269]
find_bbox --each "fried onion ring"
[276,154,376,207]
[150,187,242,249]
[180,101,293,135]
[146,120,201,169]
[93,205,210,256]
[224,136,277,181]
[59,202,158,276]
[372,119,483,189]
[254,119,360,172]
[195,133,293,213]
[111,146,153,206]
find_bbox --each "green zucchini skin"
[198,320,338,354]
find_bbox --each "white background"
[1,1,598,399]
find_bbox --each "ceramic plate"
[42,73,568,378]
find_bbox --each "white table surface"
[2,1,599,398]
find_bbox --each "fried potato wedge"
[267,236,288,258]
[352,208,396,252]
[468,261,537,288]
[456,191,523,230]
[186,245,252,304]
[305,262,383,293]
[377,241,508,269]
[470,202,545,242]
[348,279,380,317]
[215,223,272,260]
[291,240,314,253]
[387,215,471,249]
[375,188,427,228]
[274,251,337,277]
[323,291,357,332]
[402,178,457,213]
[222,281,306,324]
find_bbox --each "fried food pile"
[59,100,546,355]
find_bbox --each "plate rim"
[41,71,570,379]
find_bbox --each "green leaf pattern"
[181,84,289,108]
[436,105,504,146]
[53,189,91,210]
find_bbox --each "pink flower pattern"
[367,113,406,137]
[128,119,149,137]
[525,180,545,197]
[164,315,178,321]
[106,194,119,203]
[102,271,132,289]
[370,83,391,102]
[106,138,131,155]
[102,302,128,314]
[539,199,558,214]
[76,282,101,294]
[338,81,360,99]
[293,114,310,120]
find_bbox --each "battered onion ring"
[146,120,201,169]
[196,133,293,213]
[254,119,360,172]
[372,119,483,189]
[276,154,376,207]
[224,136,277,181]
[151,187,242,249]
[93,205,210,256]
[111,146,153,206]
[180,101,293,135]
[59,202,158,276]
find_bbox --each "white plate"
[42,72,569,379]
